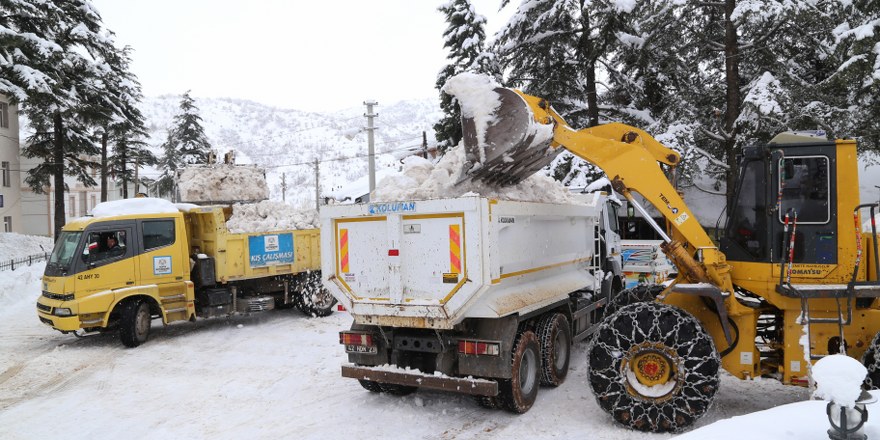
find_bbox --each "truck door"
[76,223,137,296]
[136,218,189,317]
[603,200,623,276]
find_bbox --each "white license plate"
[345,344,377,354]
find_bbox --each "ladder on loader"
[780,204,880,367]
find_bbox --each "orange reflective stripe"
[449,224,461,274]
[340,229,349,273]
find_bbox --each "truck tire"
[605,284,665,317]
[378,383,417,396]
[862,330,880,389]
[536,313,571,387]
[588,302,720,432]
[473,395,500,409]
[499,330,540,413]
[358,380,383,393]
[296,272,337,317]
[119,299,151,348]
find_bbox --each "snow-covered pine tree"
[156,91,212,199]
[435,0,501,153]
[1,0,130,238]
[495,0,634,187]
[100,45,153,200]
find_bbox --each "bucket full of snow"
[442,73,559,187]
[812,354,874,440]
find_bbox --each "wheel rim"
[519,347,538,394]
[553,328,567,370]
[622,342,679,401]
[135,304,150,339]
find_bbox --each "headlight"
[53,308,72,317]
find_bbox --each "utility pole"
[314,158,320,211]
[364,100,378,193]
[422,131,428,159]
[281,172,287,202]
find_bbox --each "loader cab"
[721,131,845,268]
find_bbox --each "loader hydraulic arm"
[472,89,735,293]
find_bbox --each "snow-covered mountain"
[141,95,443,208]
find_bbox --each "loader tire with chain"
[605,284,665,317]
[588,301,720,433]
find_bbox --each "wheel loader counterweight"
[452,83,880,433]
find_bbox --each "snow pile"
[0,232,54,260]
[226,200,318,233]
[177,165,269,203]
[441,72,501,164]
[812,354,868,407]
[372,144,572,204]
[92,198,180,218]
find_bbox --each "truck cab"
[37,209,192,346]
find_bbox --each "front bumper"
[36,297,81,332]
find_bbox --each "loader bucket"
[459,88,561,186]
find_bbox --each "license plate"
[345,344,377,354]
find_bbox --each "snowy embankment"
[0,233,54,260]
[1,237,877,440]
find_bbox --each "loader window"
[142,220,175,251]
[727,160,768,260]
[778,156,830,224]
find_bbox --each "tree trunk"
[100,130,108,202]
[723,0,741,210]
[52,112,65,240]
[585,60,600,127]
[121,147,128,199]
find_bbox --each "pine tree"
[1,0,133,238]
[156,91,212,199]
[435,0,501,153]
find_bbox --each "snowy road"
[1,264,811,439]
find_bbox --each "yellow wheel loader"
[457,87,880,432]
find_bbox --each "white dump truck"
[320,193,623,413]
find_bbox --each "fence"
[0,252,51,271]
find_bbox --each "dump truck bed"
[320,196,602,329]
[184,206,320,282]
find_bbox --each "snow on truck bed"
[177,165,269,204]
[373,144,572,204]
[88,198,317,233]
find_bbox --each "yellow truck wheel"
[119,299,152,348]
[588,302,720,432]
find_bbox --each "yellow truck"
[36,198,335,347]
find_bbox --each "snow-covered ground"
[2,239,879,439]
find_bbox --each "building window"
[3,216,11,232]
[1,161,9,187]
[0,102,8,129]
[90,194,97,211]
[69,196,76,217]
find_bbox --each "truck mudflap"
[341,364,498,396]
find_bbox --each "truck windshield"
[46,232,82,276]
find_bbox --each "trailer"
[321,194,622,412]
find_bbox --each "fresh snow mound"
[226,200,318,233]
[0,232,54,260]
[812,354,868,407]
[372,143,571,204]
[177,165,269,203]
[91,198,180,218]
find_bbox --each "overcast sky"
[91,0,511,112]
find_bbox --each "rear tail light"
[458,339,501,356]
[340,331,375,347]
